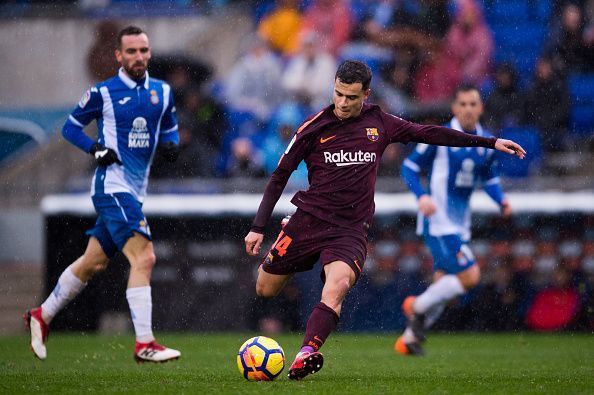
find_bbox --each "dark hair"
[117,26,145,48]
[453,82,480,100]
[335,60,372,91]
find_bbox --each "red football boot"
[24,307,49,360]
[288,351,324,380]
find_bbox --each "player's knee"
[255,282,279,298]
[93,258,109,274]
[80,254,108,275]
[459,267,481,290]
[138,251,156,271]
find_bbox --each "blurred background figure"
[524,57,570,152]
[257,0,303,56]
[281,32,337,112]
[300,0,353,57]
[484,63,525,132]
[260,103,308,190]
[86,21,120,82]
[224,35,283,123]
[442,0,493,86]
[225,137,265,179]
[548,3,590,73]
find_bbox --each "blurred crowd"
[250,214,594,333]
[79,0,594,184]
[355,215,594,332]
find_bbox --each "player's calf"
[24,307,49,360]
[134,340,181,363]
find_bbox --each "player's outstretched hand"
[90,143,122,166]
[245,231,264,256]
[494,139,526,159]
[501,200,512,218]
[418,194,437,217]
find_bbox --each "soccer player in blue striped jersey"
[25,26,181,363]
[395,84,513,356]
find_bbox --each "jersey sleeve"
[158,84,179,145]
[380,110,497,148]
[401,143,437,198]
[276,130,313,172]
[250,128,314,233]
[62,86,103,153]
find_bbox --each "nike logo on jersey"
[119,97,131,105]
[320,135,337,144]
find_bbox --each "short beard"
[124,64,146,79]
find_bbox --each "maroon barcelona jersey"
[251,103,496,233]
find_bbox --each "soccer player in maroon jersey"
[244,60,525,380]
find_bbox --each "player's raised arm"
[157,84,180,163]
[382,112,526,159]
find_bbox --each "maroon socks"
[301,302,339,352]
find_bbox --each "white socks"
[413,275,465,315]
[126,286,155,343]
[424,302,446,329]
[41,266,86,323]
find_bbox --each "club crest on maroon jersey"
[366,128,379,142]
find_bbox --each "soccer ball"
[237,336,285,381]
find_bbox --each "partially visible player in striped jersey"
[24,26,181,363]
[395,84,513,356]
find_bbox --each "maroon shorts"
[261,209,367,282]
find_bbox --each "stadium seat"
[569,73,594,103]
[568,73,594,134]
[491,23,546,50]
[487,0,531,22]
[496,126,542,178]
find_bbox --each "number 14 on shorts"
[273,231,293,257]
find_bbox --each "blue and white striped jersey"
[401,117,504,241]
[62,68,178,202]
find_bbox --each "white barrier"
[41,192,594,216]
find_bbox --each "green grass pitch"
[1,333,593,394]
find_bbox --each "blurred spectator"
[179,86,227,174]
[524,57,570,152]
[261,103,308,189]
[525,265,580,331]
[361,0,450,54]
[224,35,283,122]
[249,282,301,333]
[257,0,303,56]
[473,263,522,331]
[225,137,265,178]
[301,0,353,56]
[548,3,591,73]
[484,63,525,132]
[374,60,417,117]
[281,32,337,111]
[413,43,461,105]
[377,143,402,177]
[584,0,594,68]
[368,240,399,287]
[151,113,209,179]
[86,21,120,82]
[442,0,493,86]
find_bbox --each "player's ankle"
[136,336,156,344]
[300,346,315,354]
